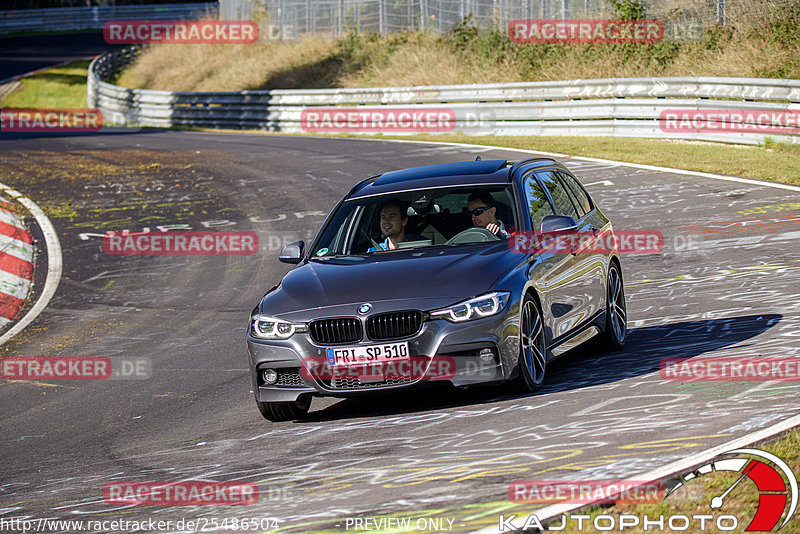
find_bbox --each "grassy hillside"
[116,0,800,92]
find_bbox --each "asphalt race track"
[0,33,122,82]
[1,131,799,533]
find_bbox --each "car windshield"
[310,185,518,258]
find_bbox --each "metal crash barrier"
[88,47,800,145]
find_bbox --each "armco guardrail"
[0,4,217,34]
[88,47,800,145]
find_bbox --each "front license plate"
[326,342,409,367]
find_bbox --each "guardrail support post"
[279,0,285,40]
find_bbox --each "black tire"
[513,294,547,392]
[597,261,627,351]
[256,395,311,422]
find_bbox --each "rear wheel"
[513,295,547,392]
[256,395,311,422]
[597,261,627,351]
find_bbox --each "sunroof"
[373,160,507,187]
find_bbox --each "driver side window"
[536,171,580,220]
[523,174,555,231]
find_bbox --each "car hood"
[260,244,521,315]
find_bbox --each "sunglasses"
[469,206,491,216]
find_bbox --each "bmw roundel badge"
[358,303,372,314]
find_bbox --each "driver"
[467,192,510,238]
[368,199,417,251]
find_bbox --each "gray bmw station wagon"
[247,158,626,421]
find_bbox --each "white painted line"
[187,130,800,192]
[322,136,800,533]
[474,412,800,533]
[0,183,63,347]
[356,137,800,193]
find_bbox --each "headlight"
[251,313,304,339]
[430,292,510,323]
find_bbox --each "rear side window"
[536,171,579,220]
[523,173,555,231]
[558,171,593,215]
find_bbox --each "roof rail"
[509,157,557,176]
[346,174,381,198]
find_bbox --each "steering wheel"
[445,226,502,245]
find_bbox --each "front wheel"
[256,396,311,422]
[597,261,627,351]
[513,295,547,392]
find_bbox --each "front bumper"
[246,295,522,402]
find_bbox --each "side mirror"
[541,215,578,233]
[279,241,305,264]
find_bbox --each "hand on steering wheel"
[445,226,502,245]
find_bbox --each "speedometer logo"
[667,448,798,531]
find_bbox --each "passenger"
[467,192,510,238]
[368,199,416,251]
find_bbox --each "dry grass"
[116,32,523,91]
[114,0,799,91]
[116,38,339,91]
